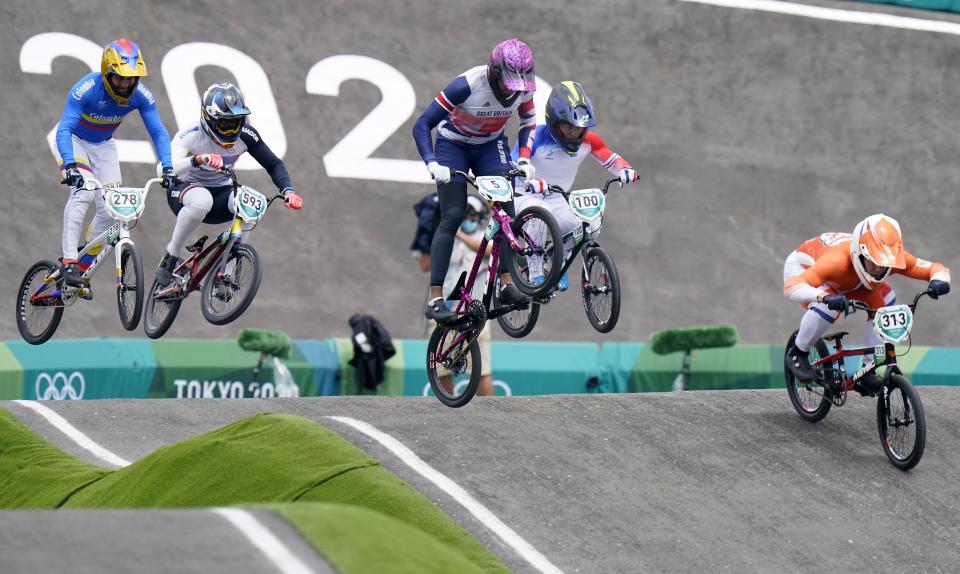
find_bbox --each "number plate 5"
[873,304,913,344]
[235,186,268,222]
[568,188,605,222]
[476,176,513,202]
[105,188,145,222]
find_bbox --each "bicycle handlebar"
[545,177,621,198]
[845,289,933,316]
[218,166,288,206]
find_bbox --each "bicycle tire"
[784,331,833,422]
[581,246,621,333]
[116,243,144,331]
[15,260,64,345]
[201,243,263,325]
[426,324,481,408]
[877,374,926,471]
[143,277,183,339]
[505,205,564,297]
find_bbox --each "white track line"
[12,401,316,574]
[679,0,960,36]
[327,415,564,574]
[13,400,131,468]
[211,508,316,574]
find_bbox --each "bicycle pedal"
[79,288,93,301]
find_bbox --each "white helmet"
[849,214,906,289]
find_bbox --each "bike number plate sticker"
[476,176,513,202]
[236,186,268,222]
[105,188,145,221]
[568,188,605,222]
[873,304,913,343]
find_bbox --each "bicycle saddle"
[186,236,209,253]
[821,332,849,342]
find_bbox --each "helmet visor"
[215,117,244,136]
[499,64,535,92]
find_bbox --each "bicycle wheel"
[201,243,262,325]
[581,246,621,333]
[505,205,564,297]
[426,324,481,408]
[15,260,64,345]
[143,277,183,339]
[784,331,833,422]
[116,243,144,331]
[495,294,540,338]
[877,374,925,471]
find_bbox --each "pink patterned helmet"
[488,39,535,93]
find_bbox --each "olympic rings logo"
[35,371,86,400]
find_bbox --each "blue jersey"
[56,72,172,168]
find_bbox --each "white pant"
[514,192,600,277]
[166,185,253,257]
[54,135,121,260]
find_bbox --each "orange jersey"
[784,239,950,304]
[794,232,850,261]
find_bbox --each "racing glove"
[822,294,848,312]
[61,164,84,189]
[160,167,179,191]
[516,157,536,180]
[928,279,950,299]
[526,178,548,194]
[281,187,303,210]
[618,168,638,185]
[426,161,451,184]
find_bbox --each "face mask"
[461,220,479,234]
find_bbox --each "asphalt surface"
[3,0,960,344]
[0,508,336,574]
[5,390,960,573]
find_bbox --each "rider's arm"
[783,249,848,304]
[163,129,195,176]
[411,75,471,164]
[516,94,535,159]
[55,80,88,166]
[239,125,293,190]
[135,83,173,169]
[586,132,634,174]
[900,251,951,283]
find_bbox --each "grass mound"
[0,409,509,573]
[272,502,489,574]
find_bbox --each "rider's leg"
[425,137,469,321]
[156,184,214,286]
[795,303,839,352]
[476,138,529,305]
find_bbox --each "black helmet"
[201,82,251,148]
[545,81,596,156]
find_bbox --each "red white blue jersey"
[414,66,535,165]
[434,66,535,145]
[512,126,633,191]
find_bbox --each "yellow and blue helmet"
[101,39,147,105]
[545,81,596,156]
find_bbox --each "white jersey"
[165,122,251,188]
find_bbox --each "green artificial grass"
[272,502,489,574]
[0,408,510,573]
[650,325,739,355]
[237,328,292,358]
[0,408,107,507]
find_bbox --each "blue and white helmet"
[201,82,250,148]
